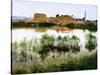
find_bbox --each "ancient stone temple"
[33,13,48,22]
[49,14,74,24]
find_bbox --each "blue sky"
[12,0,97,20]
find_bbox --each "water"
[12,28,97,47]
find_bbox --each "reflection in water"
[12,28,97,49]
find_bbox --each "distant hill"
[12,16,25,20]
[11,16,32,22]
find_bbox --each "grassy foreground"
[11,33,97,74]
[12,50,97,74]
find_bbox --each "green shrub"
[76,50,97,70]
[12,64,32,74]
[85,33,97,51]
[31,64,45,73]
[69,35,80,53]
[12,34,97,74]
[12,50,97,74]
[12,42,18,62]
[39,34,55,59]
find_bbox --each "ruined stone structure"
[14,12,86,24]
[33,13,48,23]
[32,13,75,24]
[49,15,74,24]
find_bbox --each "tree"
[56,14,60,17]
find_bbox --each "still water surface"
[12,28,97,47]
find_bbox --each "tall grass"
[12,33,97,74]
[12,50,97,74]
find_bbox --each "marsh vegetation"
[12,20,97,32]
[12,17,97,74]
[12,33,97,74]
